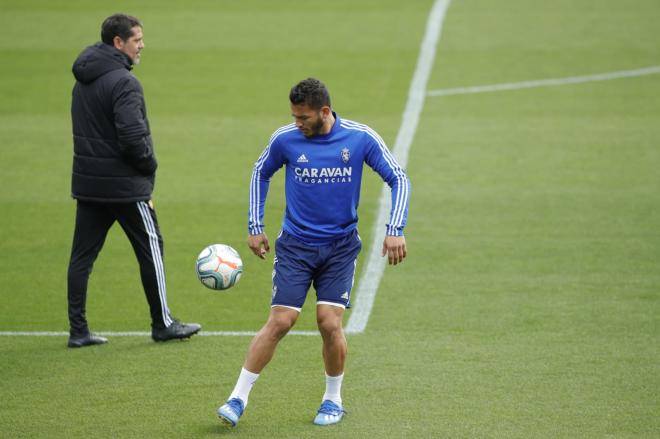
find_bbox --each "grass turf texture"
[1,0,659,437]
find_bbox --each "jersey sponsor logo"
[293,166,352,184]
[297,154,308,163]
[341,147,350,163]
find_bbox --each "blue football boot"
[313,400,345,426]
[217,398,245,427]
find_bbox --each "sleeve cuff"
[385,225,404,236]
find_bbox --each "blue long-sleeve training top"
[248,113,410,245]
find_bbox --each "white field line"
[427,66,660,97]
[0,0,453,339]
[345,0,451,335]
[0,330,319,337]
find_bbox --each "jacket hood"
[72,42,132,84]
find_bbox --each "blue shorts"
[271,229,362,311]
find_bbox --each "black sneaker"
[67,333,108,348]
[152,320,201,342]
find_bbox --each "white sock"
[322,373,343,406]
[228,367,260,407]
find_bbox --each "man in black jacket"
[67,14,200,347]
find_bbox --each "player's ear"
[113,35,124,50]
[321,106,331,117]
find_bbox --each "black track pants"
[67,200,173,336]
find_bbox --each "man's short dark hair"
[289,78,331,109]
[101,14,142,45]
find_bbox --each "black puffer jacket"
[71,42,157,202]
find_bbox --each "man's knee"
[264,308,298,339]
[316,309,343,338]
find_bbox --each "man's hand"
[248,233,270,259]
[382,235,407,265]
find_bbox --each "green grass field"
[1,0,659,437]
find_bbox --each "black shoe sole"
[67,339,108,348]
[151,327,201,342]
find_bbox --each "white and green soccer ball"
[195,244,243,290]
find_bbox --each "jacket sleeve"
[113,76,158,175]
[364,132,410,236]
[248,135,285,235]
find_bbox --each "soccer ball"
[195,244,243,290]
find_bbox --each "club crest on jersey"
[341,147,350,163]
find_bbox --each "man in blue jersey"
[218,78,410,427]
